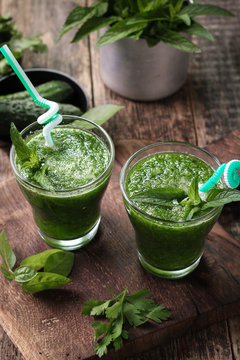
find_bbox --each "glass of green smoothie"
[10,115,114,250]
[120,142,223,279]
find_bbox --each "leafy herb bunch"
[82,287,171,357]
[0,13,47,75]
[59,0,233,53]
[131,177,240,221]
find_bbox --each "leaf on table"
[22,272,71,293]
[14,266,38,283]
[20,249,63,270]
[44,251,74,277]
[0,229,16,270]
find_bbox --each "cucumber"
[0,80,74,103]
[0,99,83,138]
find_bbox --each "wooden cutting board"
[0,130,240,360]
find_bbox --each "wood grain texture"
[0,137,240,360]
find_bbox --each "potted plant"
[59,0,233,101]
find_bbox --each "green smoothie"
[121,144,222,278]
[11,119,114,250]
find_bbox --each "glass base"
[38,217,101,251]
[138,252,202,279]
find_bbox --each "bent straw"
[0,44,62,146]
[199,160,240,192]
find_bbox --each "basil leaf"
[179,4,234,17]
[202,188,240,209]
[33,165,53,190]
[188,177,201,204]
[44,251,74,277]
[1,264,15,281]
[72,16,119,43]
[182,20,214,42]
[10,122,31,162]
[20,249,63,270]
[185,206,201,220]
[96,20,148,48]
[14,266,38,283]
[22,147,40,170]
[58,6,98,40]
[0,230,16,270]
[22,272,71,293]
[160,29,201,53]
[131,187,186,205]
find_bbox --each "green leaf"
[111,316,124,341]
[94,332,112,358]
[82,299,105,315]
[182,20,214,42]
[59,1,108,40]
[188,177,201,205]
[72,16,118,43]
[20,249,63,270]
[10,122,31,162]
[131,187,186,205]
[81,104,124,127]
[123,301,146,326]
[92,321,109,341]
[58,6,97,39]
[33,165,53,190]
[14,266,37,283]
[177,14,191,26]
[184,206,201,220]
[22,147,40,170]
[203,188,240,209]
[0,230,16,270]
[44,251,74,277]
[146,304,171,323]
[160,29,201,53]
[126,289,156,313]
[105,301,122,320]
[1,264,14,281]
[113,335,123,351]
[90,300,111,316]
[95,19,148,48]
[22,272,71,293]
[179,4,234,17]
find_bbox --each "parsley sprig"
[82,287,171,357]
[0,230,74,293]
[131,177,240,221]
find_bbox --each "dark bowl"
[0,68,89,112]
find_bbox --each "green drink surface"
[17,127,110,190]
[126,152,217,221]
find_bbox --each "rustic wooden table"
[0,0,240,359]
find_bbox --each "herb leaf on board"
[82,287,171,357]
[0,230,74,293]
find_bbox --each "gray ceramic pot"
[99,36,190,101]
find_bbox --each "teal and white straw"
[199,160,240,192]
[0,44,62,146]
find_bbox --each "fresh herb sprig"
[131,177,240,220]
[59,0,234,53]
[0,230,74,293]
[82,287,171,358]
[0,13,47,75]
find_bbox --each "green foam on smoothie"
[126,152,219,221]
[17,127,110,191]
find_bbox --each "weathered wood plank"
[189,0,240,147]
[0,136,240,360]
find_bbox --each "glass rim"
[10,115,115,193]
[120,140,222,224]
